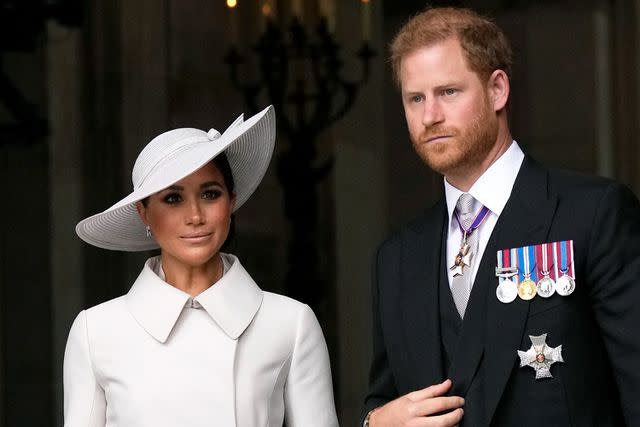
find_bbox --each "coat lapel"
[400,200,447,389]
[482,157,558,423]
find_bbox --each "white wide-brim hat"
[76,105,275,252]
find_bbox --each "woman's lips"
[180,232,212,243]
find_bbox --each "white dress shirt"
[445,141,525,288]
[63,253,339,427]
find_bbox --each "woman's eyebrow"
[200,180,223,188]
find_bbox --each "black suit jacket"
[365,157,640,426]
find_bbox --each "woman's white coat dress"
[63,254,339,427]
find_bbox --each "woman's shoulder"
[260,291,310,315]
[66,296,131,355]
[71,295,130,334]
[84,295,128,317]
[243,293,326,361]
[257,292,320,332]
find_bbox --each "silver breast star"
[517,333,564,379]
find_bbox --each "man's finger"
[431,408,464,427]
[412,408,464,427]
[407,379,453,401]
[408,396,465,417]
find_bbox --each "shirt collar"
[444,140,524,222]
[125,254,263,343]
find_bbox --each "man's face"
[400,37,499,178]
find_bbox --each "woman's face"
[136,162,235,269]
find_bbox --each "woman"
[64,106,339,427]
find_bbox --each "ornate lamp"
[225,1,375,308]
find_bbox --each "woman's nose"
[186,200,205,225]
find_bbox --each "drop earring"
[145,225,152,238]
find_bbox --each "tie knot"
[455,193,476,226]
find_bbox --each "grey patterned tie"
[451,193,479,318]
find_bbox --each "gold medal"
[518,278,537,300]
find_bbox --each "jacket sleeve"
[63,310,106,427]
[363,245,398,420]
[586,182,640,424]
[284,304,339,427]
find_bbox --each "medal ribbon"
[554,240,575,278]
[535,243,555,280]
[454,205,490,239]
[552,240,575,279]
[553,241,560,280]
[518,246,536,282]
[565,240,574,278]
[496,249,517,282]
[528,245,537,282]
[511,247,519,284]
[497,248,520,283]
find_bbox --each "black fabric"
[364,157,640,426]
[439,236,461,373]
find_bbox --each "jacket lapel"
[400,200,447,389]
[483,157,558,423]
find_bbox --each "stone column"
[47,21,85,424]
[333,0,388,424]
[593,0,614,179]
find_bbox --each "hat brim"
[75,105,275,251]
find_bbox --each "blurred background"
[1,0,639,425]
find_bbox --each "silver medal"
[555,274,575,296]
[496,278,518,303]
[518,333,564,379]
[536,276,556,298]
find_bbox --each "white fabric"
[75,105,275,252]
[445,141,525,288]
[63,254,338,427]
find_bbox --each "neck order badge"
[450,204,490,277]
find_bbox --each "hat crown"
[131,127,221,189]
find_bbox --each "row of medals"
[495,268,575,303]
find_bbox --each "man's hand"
[369,379,464,427]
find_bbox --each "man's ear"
[135,201,148,224]
[487,69,510,112]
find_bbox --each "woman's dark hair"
[212,152,235,194]
[213,153,236,251]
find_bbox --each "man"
[364,7,640,427]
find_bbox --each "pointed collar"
[444,140,525,222]
[125,254,263,343]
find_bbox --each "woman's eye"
[411,95,423,103]
[202,189,222,200]
[163,193,182,204]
